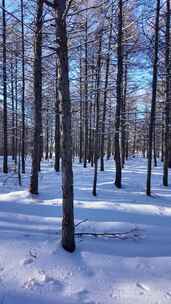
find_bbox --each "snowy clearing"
[0,157,171,304]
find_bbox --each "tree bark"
[163,0,170,186]
[2,0,8,174]
[15,54,18,167]
[100,16,112,171]
[114,0,123,188]
[146,0,160,196]
[54,58,60,172]
[93,31,103,196]
[11,58,15,161]
[55,0,75,252]
[79,46,83,163]
[21,0,25,174]
[30,0,43,194]
[45,109,49,160]
[83,12,88,168]
[121,61,127,167]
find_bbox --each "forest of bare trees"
[0,0,171,253]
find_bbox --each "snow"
[0,157,171,303]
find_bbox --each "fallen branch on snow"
[75,228,142,240]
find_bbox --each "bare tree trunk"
[54,59,60,172]
[2,0,8,174]
[55,0,75,252]
[88,55,95,163]
[161,116,164,162]
[84,12,88,168]
[114,0,123,188]
[18,130,22,186]
[125,110,129,160]
[88,98,92,163]
[93,31,103,196]
[21,0,25,174]
[153,128,157,167]
[30,0,43,194]
[163,0,170,186]
[121,61,127,167]
[146,0,160,196]
[15,54,18,168]
[49,126,53,159]
[11,58,15,161]
[107,100,112,160]
[45,109,49,160]
[100,16,112,171]
[79,46,83,163]
[132,112,137,156]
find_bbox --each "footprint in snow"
[23,271,63,291]
[20,257,34,266]
[20,249,38,266]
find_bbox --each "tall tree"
[100,11,112,171]
[146,0,160,196]
[114,0,124,188]
[79,45,83,164]
[11,57,15,161]
[83,10,88,168]
[93,30,103,196]
[15,52,18,167]
[2,0,8,174]
[21,0,25,173]
[54,0,75,252]
[163,0,170,186]
[30,0,43,194]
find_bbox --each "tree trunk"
[100,16,112,171]
[114,0,123,188]
[153,128,157,167]
[30,0,43,194]
[146,0,160,196]
[2,0,8,174]
[45,110,49,160]
[15,54,18,168]
[84,12,88,168]
[93,31,103,196]
[132,112,137,156]
[163,0,170,186]
[54,59,60,172]
[79,46,83,163]
[21,0,25,174]
[121,61,127,167]
[55,0,75,252]
[11,58,15,161]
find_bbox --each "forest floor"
[0,157,171,303]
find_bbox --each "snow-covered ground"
[0,157,171,303]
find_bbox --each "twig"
[75,219,88,228]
